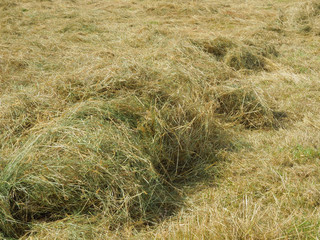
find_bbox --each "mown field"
[0,0,320,239]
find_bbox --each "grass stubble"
[0,0,319,239]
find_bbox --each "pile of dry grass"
[215,85,276,129]
[0,78,224,238]
[0,0,290,238]
[0,99,169,236]
[281,0,320,34]
[197,37,278,72]
[0,55,280,237]
[201,37,236,60]
[224,48,265,71]
[0,41,281,240]
[0,91,53,145]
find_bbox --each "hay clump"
[282,0,320,34]
[202,37,236,60]
[0,92,222,238]
[215,86,276,129]
[242,40,279,58]
[260,44,279,58]
[224,47,266,71]
[138,100,221,182]
[196,37,278,71]
[0,91,55,147]
[295,1,320,23]
[0,100,173,237]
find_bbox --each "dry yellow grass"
[1,0,320,239]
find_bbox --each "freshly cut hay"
[0,94,222,237]
[260,44,279,58]
[283,0,320,34]
[295,1,320,23]
[196,37,276,72]
[49,63,170,105]
[202,37,236,60]
[242,40,279,58]
[0,58,28,73]
[138,99,221,182]
[224,47,266,71]
[0,0,18,9]
[0,100,174,237]
[215,86,275,129]
[0,91,54,147]
[53,76,99,103]
[0,94,37,138]
[21,215,118,240]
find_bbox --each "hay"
[295,1,320,23]
[0,91,54,149]
[0,36,282,237]
[242,40,279,58]
[224,47,266,71]
[197,37,278,71]
[282,0,320,34]
[216,86,275,129]
[202,37,236,60]
[0,91,223,237]
[0,0,288,237]
[0,100,172,237]
[0,39,282,238]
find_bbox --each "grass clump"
[139,100,221,182]
[197,37,278,71]
[201,37,236,60]
[215,85,276,129]
[0,92,223,238]
[224,47,266,71]
[295,1,320,23]
[282,0,320,34]
[0,100,173,237]
[242,40,279,58]
[0,91,54,147]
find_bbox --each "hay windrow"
[0,100,174,237]
[0,38,283,238]
[0,93,224,237]
[0,0,297,238]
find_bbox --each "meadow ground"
[0,0,320,239]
